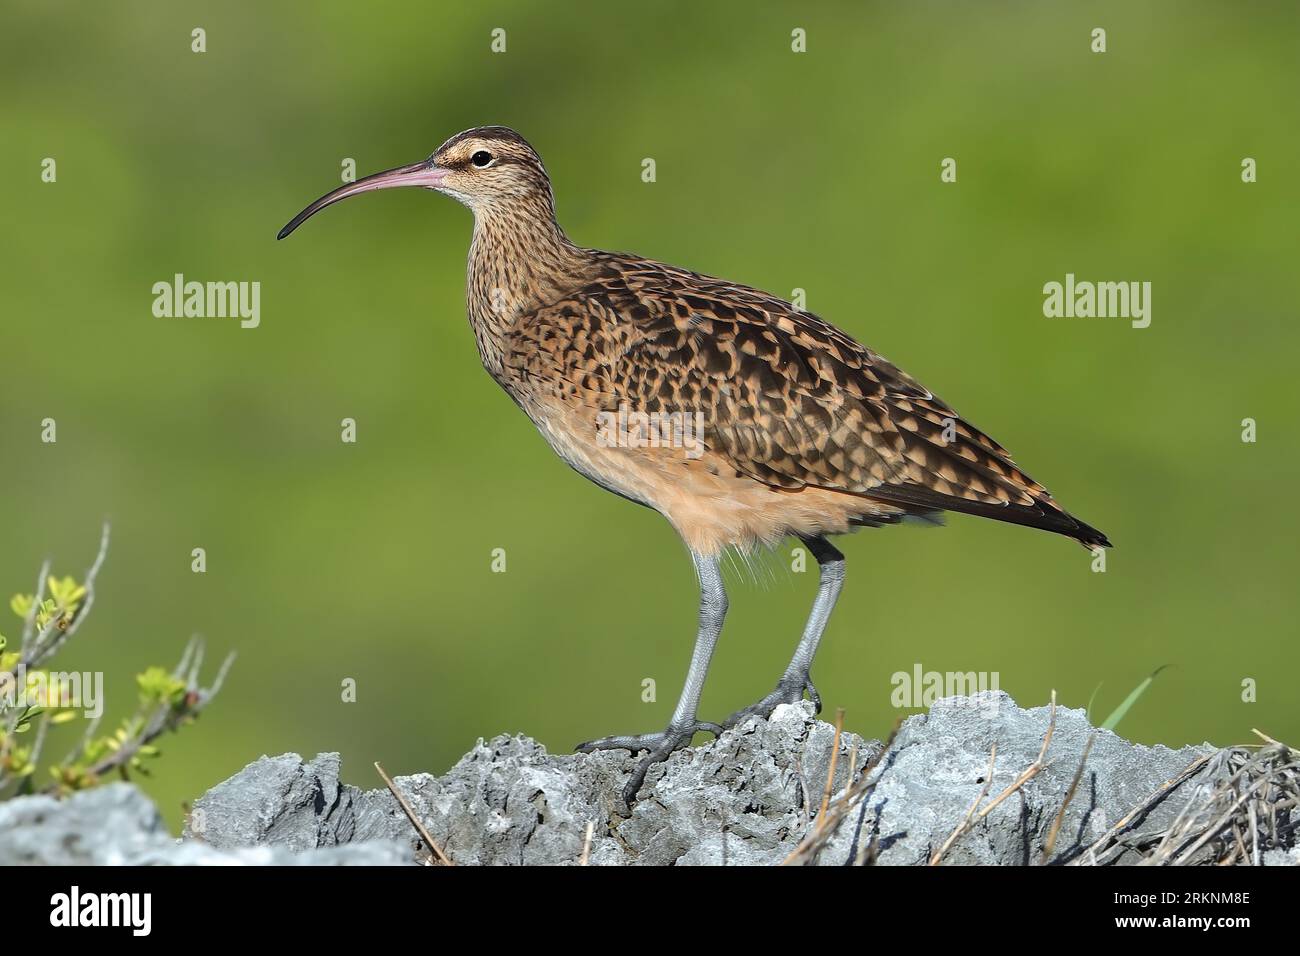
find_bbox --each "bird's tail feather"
[860,485,1112,549]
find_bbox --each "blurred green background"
[3,2,1297,828]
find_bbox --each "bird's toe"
[723,673,819,728]
[805,677,823,714]
[575,720,721,756]
[575,721,723,807]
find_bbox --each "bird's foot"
[723,672,821,729]
[575,719,724,808]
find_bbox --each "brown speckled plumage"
[439,129,1109,556]
[279,125,1109,806]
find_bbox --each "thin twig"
[1247,800,1260,866]
[1167,774,1275,865]
[21,522,111,670]
[38,640,234,793]
[60,711,104,768]
[3,529,110,790]
[18,560,51,653]
[782,717,903,866]
[1041,731,1096,863]
[816,708,845,827]
[930,691,1058,866]
[1069,753,1215,865]
[375,761,452,866]
[26,712,51,773]
[930,745,998,865]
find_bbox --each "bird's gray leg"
[724,535,844,728]
[576,549,727,806]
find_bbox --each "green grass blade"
[1085,682,1103,724]
[1100,666,1167,731]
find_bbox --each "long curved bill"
[277,160,446,240]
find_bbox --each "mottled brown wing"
[580,260,1109,547]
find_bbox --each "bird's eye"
[470,150,493,168]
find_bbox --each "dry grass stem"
[375,761,453,866]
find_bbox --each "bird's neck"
[466,197,590,381]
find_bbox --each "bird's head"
[278,126,553,240]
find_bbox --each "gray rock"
[183,691,1221,866]
[2,692,1238,866]
[0,782,169,866]
[0,783,411,866]
[185,752,358,851]
[821,691,1215,865]
[187,701,873,866]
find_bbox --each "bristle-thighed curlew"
[279,126,1110,806]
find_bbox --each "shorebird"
[279,126,1110,806]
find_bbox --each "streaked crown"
[430,126,552,206]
